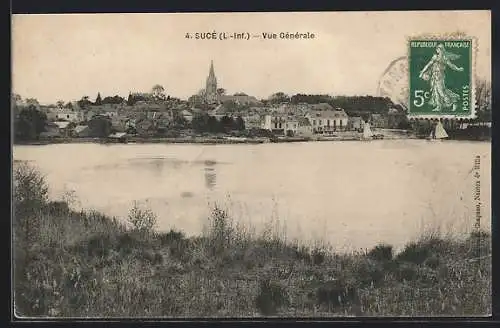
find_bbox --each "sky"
[12,11,491,104]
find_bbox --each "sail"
[434,122,448,139]
[363,122,374,139]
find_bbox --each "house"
[53,121,71,130]
[73,125,90,137]
[181,109,194,122]
[84,109,98,121]
[108,132,128,143]
[306,109,349,134]
[262,114,287,131]
[111,115,132,132]
[155,114,171,134]
[297,117,313,137]
[262,114,302,135]
[101,107,119,119]
[284,119,299,136]
[242,114,262,130]
[135,119,156,137]
[208,106,227,120]
[44,121,73,137]
[370,113,389,129]
[146,110,161,120]
[348,116,364,131]
[55,110,84,123]
[40,105,58,121]
[311,103,334,111]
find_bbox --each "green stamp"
[409,39,473,118]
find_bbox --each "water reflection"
[204,159,217,191]
[12,141,491,251]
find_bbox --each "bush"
[206,205,235,256]
[255,279,289,315]
[396,242,431,265]
[315,279,359,311]
[158,229,185,246]
[127,202,157,233]
[13,162,49,212]
[367,244,393,262]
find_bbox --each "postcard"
[12,10,491,318]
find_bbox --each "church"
[205,60,218,104]
[197,60,261,107]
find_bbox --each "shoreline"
[13,135,491,146]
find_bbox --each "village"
[13,60,491,144]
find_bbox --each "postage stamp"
[407,34,477,119]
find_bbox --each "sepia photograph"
[11,10,491,318]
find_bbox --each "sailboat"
[427,121,449,141]
[361,122,374,140]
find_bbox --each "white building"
[262,114,304,136]
[306,109,349,134]
[262,114,287,131]
[284,119,299,135]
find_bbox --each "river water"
[13,140,491,252]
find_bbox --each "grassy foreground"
[13,163,491,318]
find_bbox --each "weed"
[255,279,289,315]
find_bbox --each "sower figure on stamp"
[418,43,464,112]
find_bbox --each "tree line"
[267,92,395,114]
[189,114,245,133]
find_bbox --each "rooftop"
[310,110,348,119]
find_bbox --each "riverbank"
[13,163,491,317]
[12,132,416,146]
[13,128,491,146]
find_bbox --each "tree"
[234,115,245,131]
[102,95,125,105]
[191,113,209,133]
[88,116,112,137]
[188,94,205,107]
[77,96,92,109]
[95,92,102,105]
[64,102,73,110]
[476,79,491,122]
[222,100,238,112]
[127,92,134,106]
[56,100,65,109]
[171,112,188,129]
[152,84,166,100]
[12,93,22,105]
[207,116,219,133]
[14,106,47,141]
[217,88,226,97]
[219,115,235,132]
[24,98,40,107]
[269,92,290,104]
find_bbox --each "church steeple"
[209,60,215,78]
[205,60,218,104]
